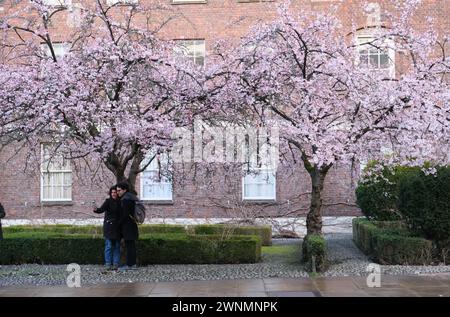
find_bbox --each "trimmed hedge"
[352,218,433,265]
[2,224,186,235]
[192,224,272,246]
[398,166,450,245]
[3,224,269,244]
[302,234,327,272]
[0,231,261,265]
[356,164,420,221]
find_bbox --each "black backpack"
[132,200,146,225]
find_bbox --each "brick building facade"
[0,0,448,220]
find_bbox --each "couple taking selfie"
[93,182,140,272]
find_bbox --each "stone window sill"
[142,200,174,205]
[41,201,74,207]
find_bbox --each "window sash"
[106,0,138,5]
[175,40,205,66]
[242,168,276,200]
[140,153,173,201]
[357,36,394,76]
[41,171,72,201]
[41,144,72,201]
[41,43,68,60]
[42,0,71,6]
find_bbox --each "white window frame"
[242,166,276,201]
[41,42,68,60]
[357,36,395,78]
[172,0,207,3]
[175,39,206,66]
[140,152,173,201]
[106,0,138,6]
[42,0,72,7]
[40,144,72,202]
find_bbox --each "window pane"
[141,154,173,200]
[369,54,379,68]
[41,144,72,201]
[243,169,275,200]
[379,53,389,68]
[175,40,205,66]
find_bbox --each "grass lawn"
[262,243,302,265]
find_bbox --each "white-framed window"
[41,42,68,60]
[241,129,277,201]
[242,166,276,201]
[175,40,206,66]
[106,0,138,5]
[40,144,72,202]
[140,152,173,201]
[42,0,72,6]
[172,0,207,3]
[357,36,395,78]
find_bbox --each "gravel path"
[323,233,450,277]
[0,263,307,287]
[1,234,450,287]
[0,241,307,287]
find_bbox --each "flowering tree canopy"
[0,0,202,191]
[207,0,449,241]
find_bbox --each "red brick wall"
[0,142,361,219]
[0,0,448,219]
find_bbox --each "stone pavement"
[0,275,449,297]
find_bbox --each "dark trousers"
[124,240,136,266]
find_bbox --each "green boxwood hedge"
[352,218,432,265]
[3,224,270,244]
[2,224,186,235]
[0,231,261,265]
[301,234,327,272]
[398,166,450,245]
[191,224,272,246]
[356,164,420,221]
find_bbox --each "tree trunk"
[302,164,331,261]
[104,154,138,194]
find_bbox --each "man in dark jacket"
[93,186,121,270]
[0,202,5,241]
[116,182,139,271]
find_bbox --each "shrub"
[3,224,187,235]
[191,224,272,246]
[139,225,186,235]
[352,218,433,265]
[2,225,103,235]
[398,166,450,247]
[0,231,261,265]
[373,233,432,265]
[356,164,419,221]
[4,224,269,241]
[302,234,327,272]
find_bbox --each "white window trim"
[106,0,138,6]
[175,39,206,67]
[42,0,72,7]
[357,35,396,79]
[242,167,277,201]
[41,42,69,60]
[139,153,173,201]
[40,144,72,202]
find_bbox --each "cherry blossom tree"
[0,0,202,192]
[207,0,449,255]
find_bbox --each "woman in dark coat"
[93,186,121,270]
[0,202,5,241]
